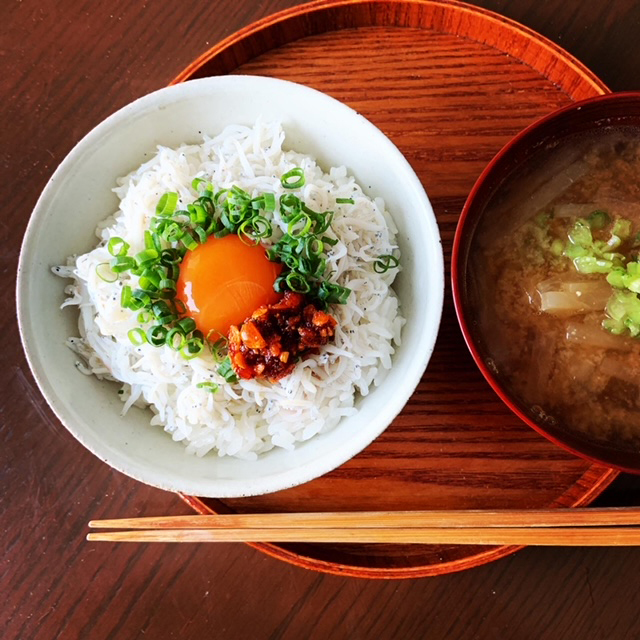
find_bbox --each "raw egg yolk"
[176,234,282,336]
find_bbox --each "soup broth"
[468,126,640,448]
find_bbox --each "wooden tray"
[175,0,617,578]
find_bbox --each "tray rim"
[171,0,608,97]
[172,0,619,579]
[181,468,615,579]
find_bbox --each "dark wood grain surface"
[4,0,640,638]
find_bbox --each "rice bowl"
[56,120,405,460]
[17,76,443,497]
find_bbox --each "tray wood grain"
[175,0,617,578]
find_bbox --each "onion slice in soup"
[565,320,628,350]
[554,199,640,219]
[536,279,611,315]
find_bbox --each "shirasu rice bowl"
[55,121,404,460]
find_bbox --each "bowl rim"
[16,74,445,497]
[451,90,640,475]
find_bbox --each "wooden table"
[4,1,640,638]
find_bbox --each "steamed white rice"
[55,120,404,459]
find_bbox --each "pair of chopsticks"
[87,507,640,545]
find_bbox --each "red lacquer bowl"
[452,91,640,474]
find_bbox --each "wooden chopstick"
[87,508,640,545]
[88,507,640,530]
[86,526,640,546]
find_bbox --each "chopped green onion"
[197,381,219,393]
[144,230,162,253]
[563,243,589,260]
[160,248,181,265]
[239,215,272,243]
[196,195,214,214]
[139,268,161,291]
[151,301,175,324]
[177,317,196,334]
[279,193,301,220]
[336,197,355,204]
[166,327,186,350]
[121,285,133,307]
[181,233,198,252]
[285,272,312,293]
[162,222,185,244]
[156,191,179,217]
[237,232,260,247]
[587,210,610,230]
[208,336,228,363]
[613,218,632,240]
[180,337,204,359]
[548,214,640,339]
[110,256,136,273]
[312,210,333,234]
[127,290,150,311]
[173,298,187,315]
[567,219,592,247]
[573,255,612,274]
[214,188,229,204]
[134,249,159,268]
[147,325,168,346]
[281,168,305,189]
[262,192,276,211]
[217,357,239,383]
[374,254,400,273]
[193,225,208,244]
[250,196,264,211]
[302,236,323,258]
[157,278,176,291]
[128,328,147,346]
[287,213,313,237]
[192,177,213,196]
[96,262,118,283]
[188,202,207,225]
[318,281,351,305]
[108,237,130,257]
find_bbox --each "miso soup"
[468,127,640,448]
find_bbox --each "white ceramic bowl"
[17,76,444,497]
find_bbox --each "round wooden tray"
[175,0,618,578]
